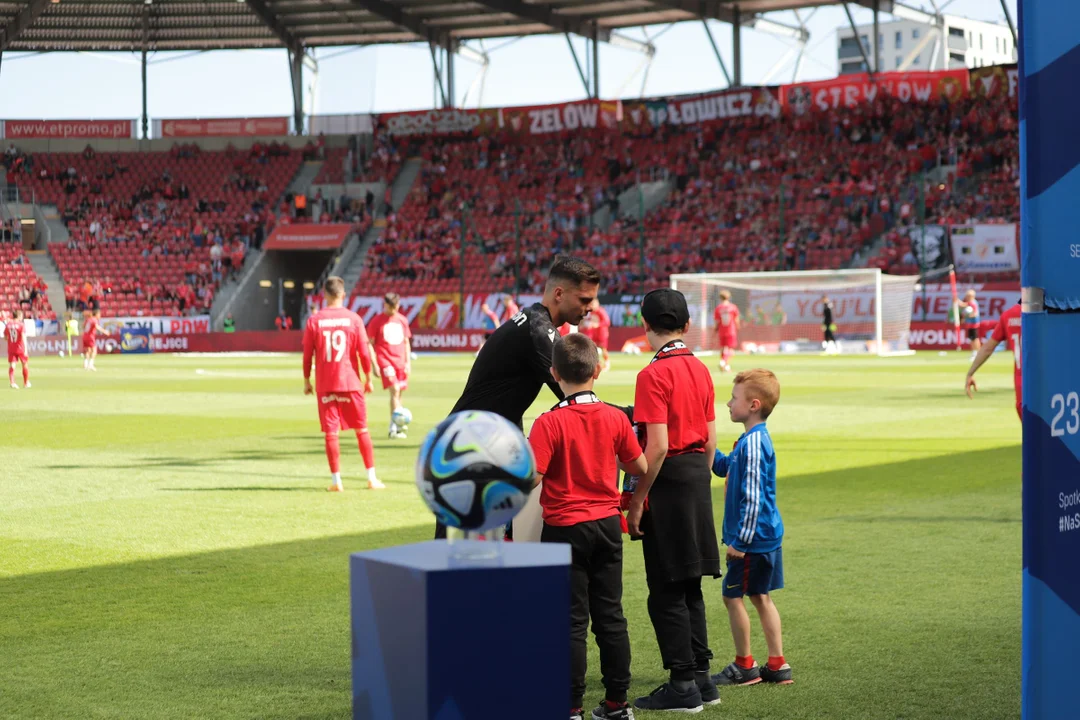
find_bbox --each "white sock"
[389,422,397,433]
[331,472,342,487]
[367,467,378,482]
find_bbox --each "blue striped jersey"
[712,424,784,553]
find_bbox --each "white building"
[837,15,1016,75]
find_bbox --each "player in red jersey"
[6,309,30,389]
[713,290,741,373]
[579,299,612,372]
[303,276,383,491]
[367,292,413,439]
[82,310,108,371]
[966,302,1022,420]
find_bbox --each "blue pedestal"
[350,540,570,720]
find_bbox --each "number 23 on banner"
[1051,392,1080,438]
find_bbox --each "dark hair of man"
[547,255,601,289]
[553,333,599,385]
[384,292,400,309]
[324,276,346,297]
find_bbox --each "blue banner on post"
[119,327,152,354]
[1019,0,1080,717]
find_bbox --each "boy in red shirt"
[366,292,412,439]
[529,333,646,720]
[303,277,383,491]
[626,288,722,713]
[966,302,1022,420]
[6,309,30,389]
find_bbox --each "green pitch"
[0,352,1020,719]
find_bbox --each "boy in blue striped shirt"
[710,369,793,686]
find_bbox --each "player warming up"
[959,289,982,356]
[580,299,612,372]
[7,309,30,389]
[714,290,741,373]
[82,310,107,371]
[965,301,1022,420]
[303,276,383,492]
[711,369,792,687]
[367,292,412,439]
[821,296,838,354]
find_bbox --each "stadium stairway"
[593,179,673,230]
[340,156,422,292]
[27,250,66,318]
[210,248,263,330]
[287,161,323,199]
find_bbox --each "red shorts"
[7,352,27,364]
[718,332,738,349]
[317,392,368,434]
[380,364,408,391]
[82,334,95,350]
[593,331,610,350]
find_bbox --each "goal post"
[670,269,919,356]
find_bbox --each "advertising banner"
[622,87,781,131]
[782,69,969,114]
[1,119,136,139]
[970,64,1019,100]
[379,108,501,137]
[950,224,1020,272]
[100,315,211,335]
[119,327,152,354]
[158,117,290,138]
[264,223,353,251]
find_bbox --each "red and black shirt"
[633,340,716,456]
[529,391,643,527]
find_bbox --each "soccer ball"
[392,407,412,428]
[415,410,535,532]
[58,351,65,358]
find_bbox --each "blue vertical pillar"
[1019,1,1080,717]
[350,540,570,720]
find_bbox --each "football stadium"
[1,0,1072,718]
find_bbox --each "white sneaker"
[367,478,386,490]
[24,382,31,389]
[391,431,407,440]
[10,383,18,389]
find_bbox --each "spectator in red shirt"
[627,288,721,713]
[526,333,646,720]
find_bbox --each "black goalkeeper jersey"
[450,302,565,427]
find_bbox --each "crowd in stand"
[361,91,1020,297]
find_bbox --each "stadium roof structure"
[1,0,990,137]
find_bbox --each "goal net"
[670,269,919,356]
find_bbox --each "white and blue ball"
[415,410,535,531]
[392,407,412,428]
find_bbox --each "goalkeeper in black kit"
[435,256,602,539]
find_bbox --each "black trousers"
[543,515,631,708]
[646,575,713,682]
[824,326,836,343]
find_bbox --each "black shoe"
[592,701,635,719]
[694,672,722,706]
[711,662,762,686]
[633,683,703,713]
[759,662,793,685]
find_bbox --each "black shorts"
[967,328,979,341]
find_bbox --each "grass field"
[0,351,1021,719]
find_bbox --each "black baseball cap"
[641,288,690,331]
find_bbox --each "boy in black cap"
[626,288,722,712]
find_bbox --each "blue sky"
[0,0,1015,121]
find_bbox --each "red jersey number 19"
[324,330,346,362]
